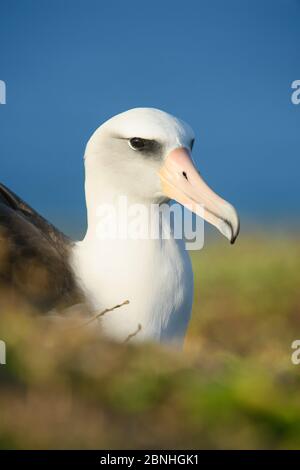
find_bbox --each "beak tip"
[230,236,237,245]
[218,214,240,245]
[229,218,240,245]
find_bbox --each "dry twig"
[71,299,130,329]
[124,323,142,343]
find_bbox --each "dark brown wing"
[0,183,84,312]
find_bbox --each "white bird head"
[84,107,239,243]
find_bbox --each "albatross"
[0,108,239,345]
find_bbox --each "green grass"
[0,234,300,449]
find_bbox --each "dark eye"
[127,137,162,157]
[129,137,147,150]
[190,139,195,150]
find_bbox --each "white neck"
[72,161,194,345]
[84,155,162,241]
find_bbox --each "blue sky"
[0,0,299,237]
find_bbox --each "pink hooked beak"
[159,148,240,243]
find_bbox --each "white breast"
[72,234,194,346]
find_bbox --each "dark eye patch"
[111,134,163,159]
[190,139,195,150]
[129,137,161,153]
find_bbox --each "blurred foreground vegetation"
[0,234,300,449]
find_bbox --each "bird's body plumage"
[72,211,194,345]
[0,183,83,311]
